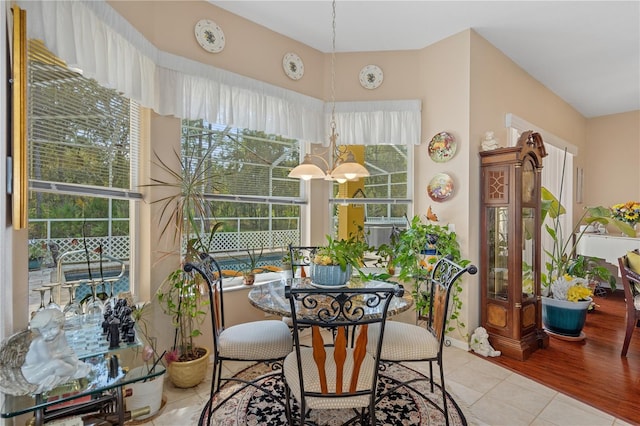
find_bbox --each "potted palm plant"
[146,127,229,387]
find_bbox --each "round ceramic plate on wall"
[283,52,304,80]
[194,19,225,53]
[359,64,384,89]
[428,132,457,162]
[427,173,455,202]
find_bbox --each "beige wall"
[584,111,640,216]
[416,31,474,340]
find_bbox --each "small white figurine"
[470,326,501,357]
[21,309,91,393]
[481,131,500,151]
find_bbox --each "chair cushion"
[219,320,292,360]
[627,250,640,275]
[367,321,439,361]
[284,347,375,410]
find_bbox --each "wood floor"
[483,290,640,424]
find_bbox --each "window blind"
[181,120,302,203]
[27,39,140,199]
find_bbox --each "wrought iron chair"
[618,249,640,357]
[367,256,477,425]
[283,283,404,425]
[288,244,319,278]
[183,253,293,426]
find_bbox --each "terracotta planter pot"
[542,296,592,337]
[243,273,255,285]
[167,347,210,388]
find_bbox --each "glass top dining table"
[247,277,414,318]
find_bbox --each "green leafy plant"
[28,241,47,261]
[373,226,401,275]
[393,214,470,337]
[313,227,371,274]
[230,245,265,284]
[541,187,634,296]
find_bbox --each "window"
[329,144,412,244]
[27,40,140,310]
[181,120,302,252]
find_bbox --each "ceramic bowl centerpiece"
[310,231,370,288]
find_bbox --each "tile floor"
[137,345,632,426]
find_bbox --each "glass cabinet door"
[487,206,509,301]
[522,207,535,298]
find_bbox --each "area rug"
[200,362,467,425]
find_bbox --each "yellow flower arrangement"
[550,274,593,302]
[566,283,593,302]
[313,254,334,266]
[611,201,640,226]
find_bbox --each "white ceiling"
[210,1,640,118]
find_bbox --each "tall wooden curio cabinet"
[479,131,549,360]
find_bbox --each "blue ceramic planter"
[542,296,591,337]
[310,264,352,287]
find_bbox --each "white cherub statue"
[481,131,500,151]
[470,326,501,357]
[21,309,92,394]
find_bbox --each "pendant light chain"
[329,0,338,155]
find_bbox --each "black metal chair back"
[288,244,318,278]
[185,253,293,426]
[184,253,226,347]
[284,284,404,425]
[425,256,478,353]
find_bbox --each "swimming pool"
[213,252,285,272]
[64,269,130,301]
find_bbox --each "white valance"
[17,0,421,145]
[331,100,422,146]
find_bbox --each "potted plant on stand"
[393,213,470,337]
[146,128,229,388]
[540,186,635,339]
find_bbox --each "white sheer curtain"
[17,0,421,145]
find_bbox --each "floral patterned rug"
[198,362,468,425]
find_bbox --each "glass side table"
[1,321,165,425]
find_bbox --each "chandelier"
[287,0,369,184]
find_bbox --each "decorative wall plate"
[359,64,384,89]
[428,132,457,162]
[194,19,225,53]
[427,173,455,202]
[282,52,304,80]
